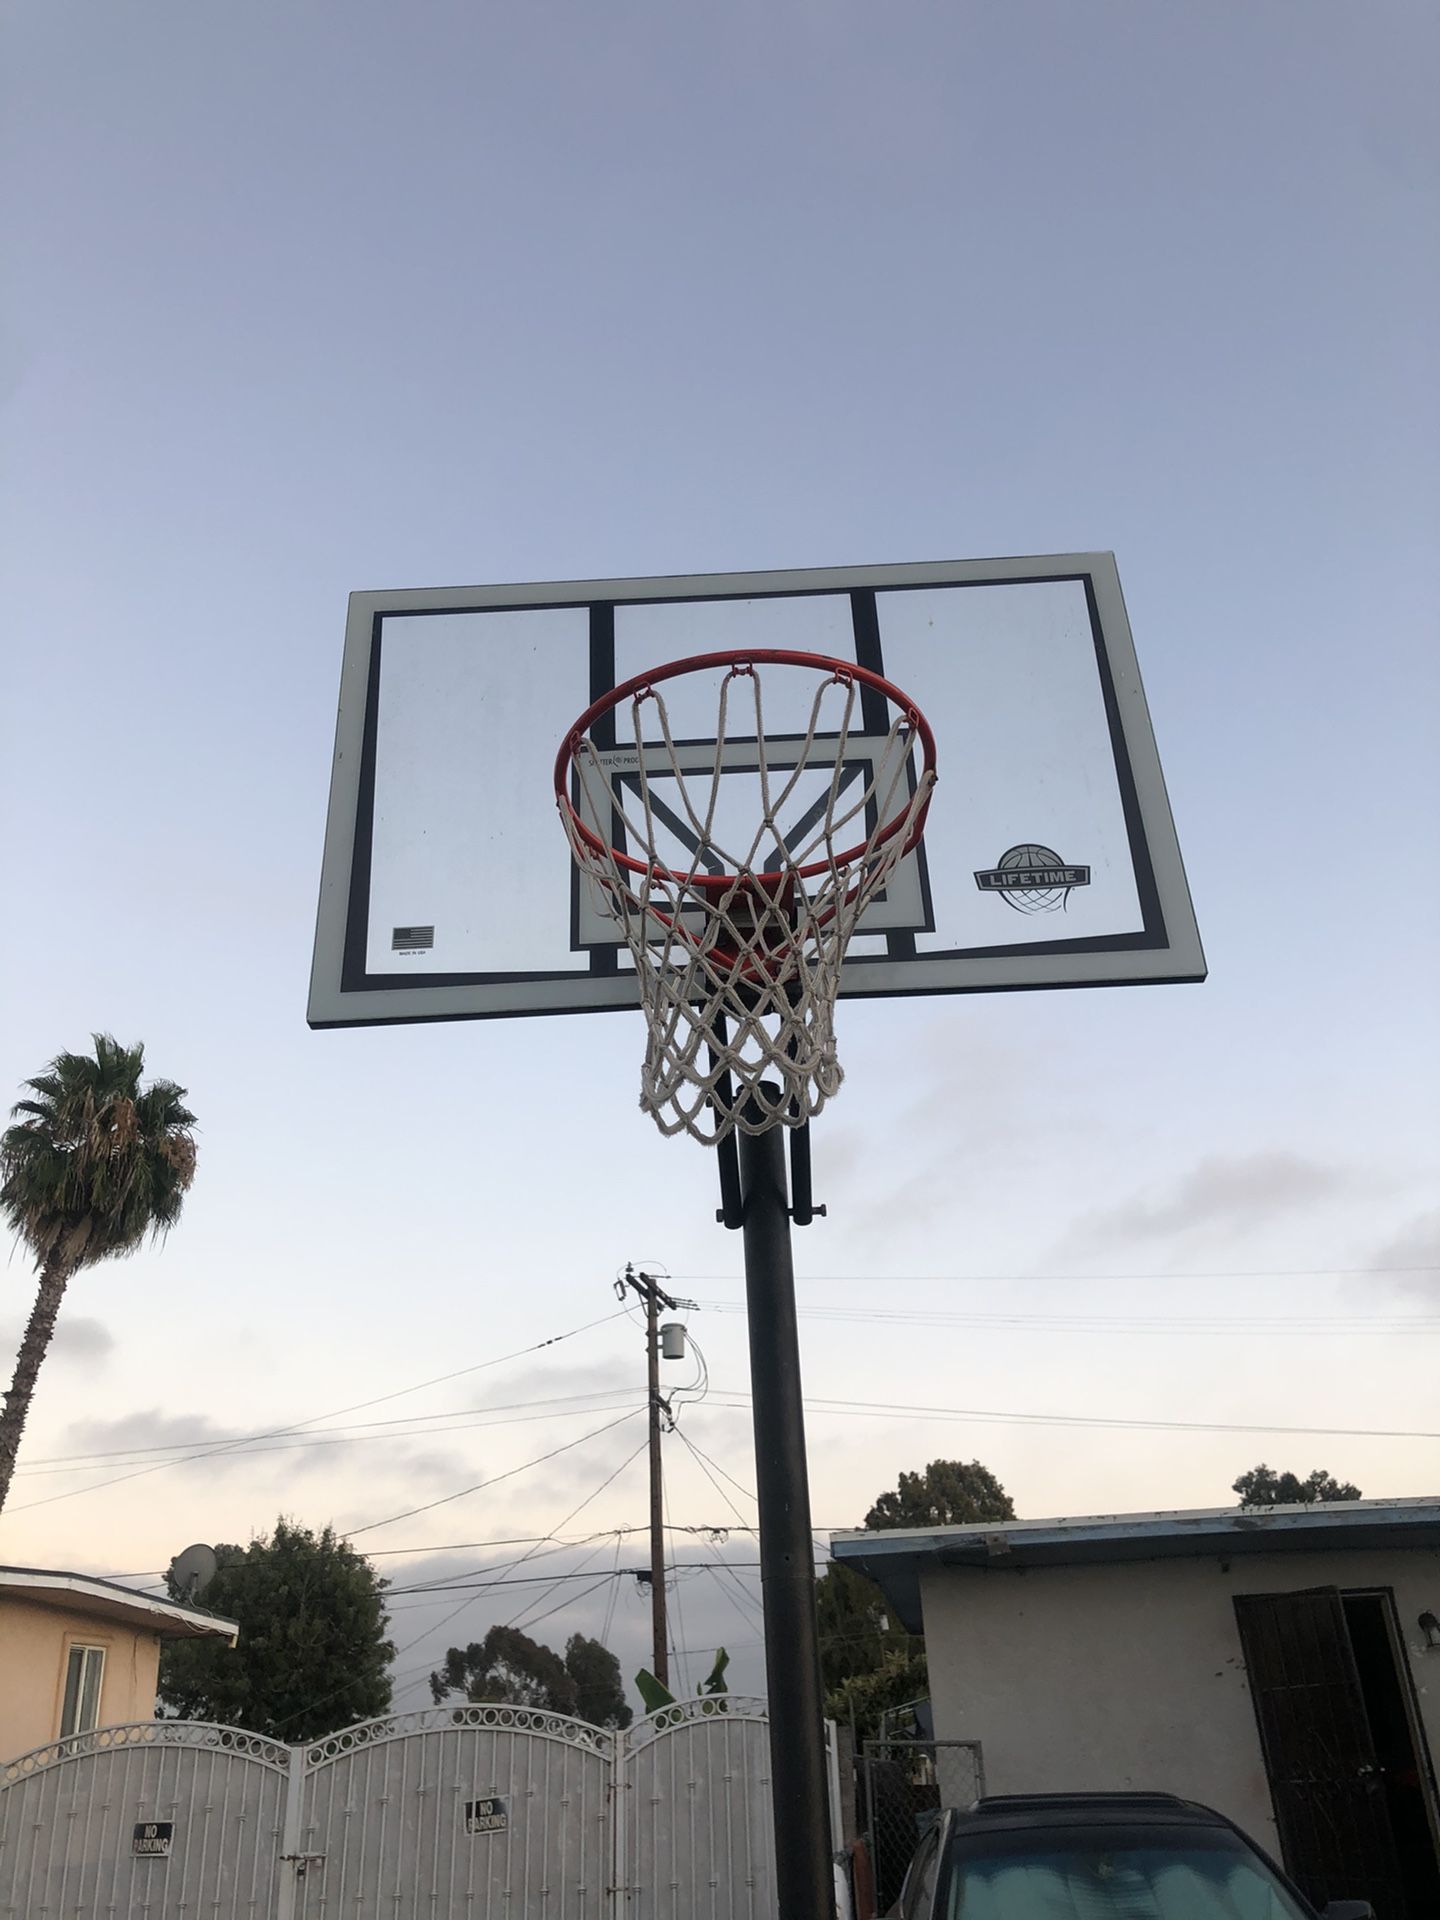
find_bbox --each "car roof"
[958,1793,1236,1835]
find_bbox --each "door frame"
[1347,1588,1440,1878]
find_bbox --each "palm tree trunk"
[0,1256,71,1511]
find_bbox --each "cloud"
[0,1313,114,1365]
[53,1406,472,1497]
[1056,1151,1361,1259]
[1370,1208,1440,1298]
[472,1354,634,1412]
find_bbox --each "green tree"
[1233,1464,1362,1508]
[818,1459,1014,1741]
[158,1520,393,1740]
[564,1633,632,1729]
[432,1628,635,1728]
[0,1036,197,1510]
[431,1626,578,1715]
[863,1458,1016,1531]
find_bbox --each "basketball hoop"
[555,649,937,1143]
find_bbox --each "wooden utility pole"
[621,1264,679,1687]
[643,1275,668,1687]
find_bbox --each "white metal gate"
[0,1720,291,1919]
[623,1697,787,1920]
[2,1703,837,1918]
[295,1704,613,1918]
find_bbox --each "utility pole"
[620,1264,679,1687]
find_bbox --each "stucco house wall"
[0,1595,162,1760]
[0,1569,238,1763]
[920,1545,1440,1855]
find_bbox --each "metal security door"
[621,1698,845,1920]
[1235,1589,1408,1918]
[295,1705,613,1919]
[0,1722,290,1920]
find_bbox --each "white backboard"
[308,554,1203,1027]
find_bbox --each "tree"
[433,1628,632,1728]
[816,1560,908,1699]
[158,1519,393,1740]
[1233,1464,1362,1508]
[564,1633,632,1729]
[863,1458,1016,1531]
[818,1459,1014,1741]
[0,1036,197,1510]
[431,1626,577,1713]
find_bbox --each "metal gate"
[0,1720,291,1919]
[295,1704,613,1918]
[623,1696,812,1919]
[2,1703,838,1918]
[1235,1589,1408,1917]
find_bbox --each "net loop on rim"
[556,649,937,1144]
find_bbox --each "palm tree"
[0,1036,197,1510]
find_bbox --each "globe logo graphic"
[998,843,1069,914]
[973,844,1091,914]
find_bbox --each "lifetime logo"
[974,844,1091,912]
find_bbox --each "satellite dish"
[169,1543,218,1603]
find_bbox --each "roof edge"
[0,1566,238,1643]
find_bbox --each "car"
[888,1791,1375,1918]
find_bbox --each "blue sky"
[2,0,1436,1708]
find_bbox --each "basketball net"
[558,655,936,1144]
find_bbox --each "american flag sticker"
[392,925,435,952]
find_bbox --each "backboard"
[308,554,1204,1028]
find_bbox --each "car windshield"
[944,1823,1311,1918]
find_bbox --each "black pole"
[738,1099,833,1920]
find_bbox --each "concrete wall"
[0,1597,162,1761]
[921,1547,1440,1854]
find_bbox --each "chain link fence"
[857,1737,984,1916]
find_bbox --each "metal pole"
[738,1104,833,1920]
[644,1275,669,1688]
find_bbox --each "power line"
[13,1392,647,1479]
[347,1409,644,1538]
[664,1460,687,1692]
[98,1521,845,1586]
[388,1530,615,1604]
[505,1538,618,1636]
[395,1440,650,1601]
[389,1561,790,1600]
[674,1264,1439,1283]
[5,1309,633,1513]
[698,1391,1440,1443]
[599,1531,624,1649]
[691,1301,1440,1336]
[672,1425,751,1530]
[386,1435,651,1701]
[274,1436,649,1733]
[675,1426,830,1559]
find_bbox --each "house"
[832,1495,1440,1917]
[0,1565,238,1762]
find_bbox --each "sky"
[1,0,1437,1717]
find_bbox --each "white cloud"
[1055,1151,1365,1259]
[0,1313,114,1367]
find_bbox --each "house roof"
[0,1566,238,1644]
[830,1495,1440,1633]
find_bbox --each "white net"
[559,657,936,1144]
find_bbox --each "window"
[943,1826,1311,1918]
[902,1826,942,1918]
[60,1644,105,1737]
